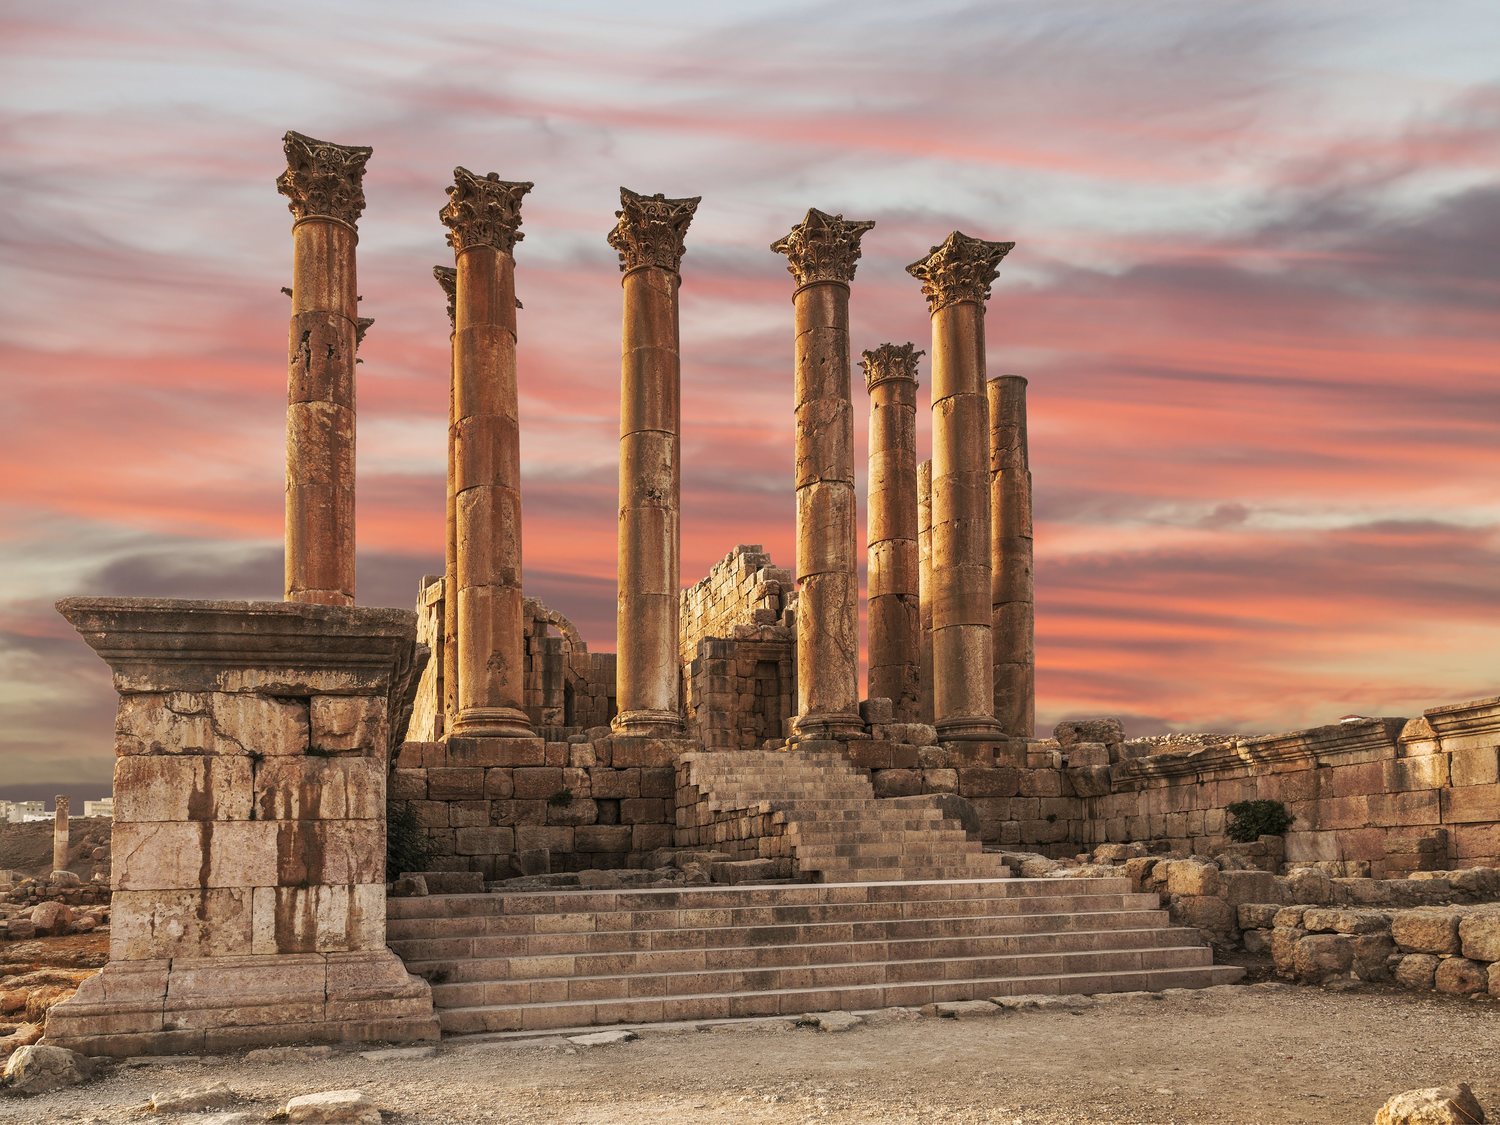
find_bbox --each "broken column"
[608,187,700,736]
[434,265,459,736]
[440,168,535,739]
[988,374,1035,738]
[918,459,935,726]
[276,131,371,607]
[863,343,923,721]
[907,231,1014,741]
[772,209,876,742]
[52,795,70,875]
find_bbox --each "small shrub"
[548,788,574,807]
[386,800,433,879]
[1225,799,1293,843]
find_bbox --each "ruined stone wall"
[678,546,796,750]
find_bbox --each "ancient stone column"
[989,374,1035,738]
[772,209,875,742]
[907,231,1014,741]
[52,795,69,874]
[863,343,923,721]
[276,131,371,607]
[440,168,535,739]
[608,188,700,736]
[918,459,934,726]
[434,265,460,736]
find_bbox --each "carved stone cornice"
[906,231,1015,312]
[432,265,457,329]
[770,208,876,288]
[608,187,700,274]
[276,131,372,228]
[862,342,923,392]
[440,167,532,254]
[354,317,374,357]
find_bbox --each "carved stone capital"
[440,167,532,254]
[432,265,457,329]
[906,231,1014,312]
[862,342,924,392]
[608,187,700,274]
[276,131,372,228]
[771,208,876,288]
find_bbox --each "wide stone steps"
[388,877,1242,1035]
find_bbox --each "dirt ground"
[3,980,1496,1125]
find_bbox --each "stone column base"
[611,708,685,737]
[790,712,869,743]
[42,950,436,1057]
[451,705,534,738]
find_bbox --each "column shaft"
[918,459,934,726]
[988,375,1035,738]
[864,345,922,721]
[277,132,370,606]
[52,795,69,874]
[435,267,460,736]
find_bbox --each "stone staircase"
[676,748,1009,881]
[387,877,1243,1035]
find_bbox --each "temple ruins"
[33,131,1499,1055]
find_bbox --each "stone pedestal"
[918,459,935,726]
[988,374,1035,738]
[772,209,875,743]
[609,188,700,737]
[441,168,535,739]
[276,131,370,607]
[863,344,922,722]
[43,598,436,1056]
[51,795,69,875]
[907,232,1013,741]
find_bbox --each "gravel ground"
[3,981,1496,1125]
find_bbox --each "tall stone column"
[608,188,700,736]
[907,231,1014,741]
[276,131,371,607]
[918,459,934,725]
[863,343,922,721]
[440,168,535,739]
[434,266,460,736]
[52,794,70,874]
[988,374,1035,738]
[772,209,875,742]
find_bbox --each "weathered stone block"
[1237,903,1281,930]
[620,798,665,824]
[114,755,254,822]
[254,757,384,820]
[390,769,427,802]
[1458,909,1500,961]
[1301,908,1389,935]
[113,889,254,959]
[1394,953,1440,990]
[921,769,958,794]
[513,767,564,801]
[427,768,485,800]
[249,885,383,955]
[1390,908,1462,954]
[957,767,1019,797]
[574,825,632,853]
[1433,956,1487,995]
[454,827,514,857]
[1292,934,1353,982]
[514,826,573,853]
[310,696,386,753]
[872,769,921,798]
[1165,860,1219,898]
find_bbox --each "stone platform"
[389,877,1242,1034]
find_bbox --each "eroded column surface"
[918,459,934,726]
[988,374,1035,738]
[52,794,69,874]
[441,168,534,739]
[434,265,460,737]
[608,188,700,736]
[863,343,922,722]
[772,209,875,742]
[907,231,1014,741]
[277,131,371,606]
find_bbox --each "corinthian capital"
[770,208,876,288]
[861,342,924,392]
[276,130,372,228]
[432,265,457,329]
[608,187,701,274]
[906,231,1015,312]
[440,167,533,254]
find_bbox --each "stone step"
[436,964,1246,1034]
[793,840,987,860]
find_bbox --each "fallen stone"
[922,999,999,1018]
[30,902,73,937]
[245,1045,336,1064]
[797,1011,862,1032]
[1394,954,1441,991]
[389,874,428,898]
[1293,934,1353,983]
[282,1089,382,1124]
[1434,957,1488,996]
[357,1046,438,1062]
[1238,903,1281,930]
[861,1006,921,1026]
[150,1081,237,1113]
[1373,1082,1487,1125]
[2,1043,91,1095]
[566,1030,638,1046]
[195,1115,260,1125]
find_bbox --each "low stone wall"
[392,736,682,879]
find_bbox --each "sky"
[2,0,1498,795]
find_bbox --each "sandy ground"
[3,981,1496,1125]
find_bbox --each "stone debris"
[1,1042,91,1095]
[991,994,1094,1012]
[566,1029,639,1046]
[1373,1082,1487,1125]
[247,1045,337,1065]
[149,1081,237,1113]
[921,999,1000,1018]
[280,1088,383,1124]
[797,1011,863,1032]
[357,1045,438,1062]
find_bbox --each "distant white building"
[83,798,114,818]
[0,800,46,824]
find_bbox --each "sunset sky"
[3,1,1499,797]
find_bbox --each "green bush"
[1224,799,1293,843]
[386,800,433,879]
[548,787,574,807]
